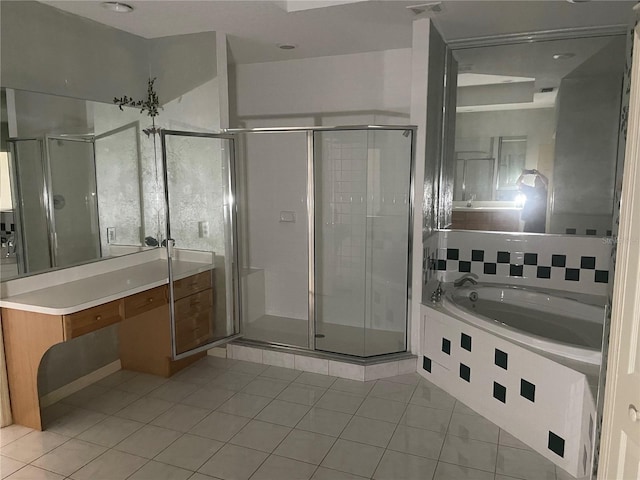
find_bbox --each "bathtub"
[442,284,604,366]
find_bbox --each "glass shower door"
[161,130,241,360]
[314,128,413,357]
[45,136,101,268]
[6,138,50,274]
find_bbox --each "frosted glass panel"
[314,129,411,357]
[163,133,238,356]
[236,132,309,348]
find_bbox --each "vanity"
[0,250,218,431]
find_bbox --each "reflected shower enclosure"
[235,126,415,358]
[8,136,101,274]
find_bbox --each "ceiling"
[39,0,637,64]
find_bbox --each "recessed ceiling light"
[277,44,297,50]
[101,2,134,13]
[553,53,575,60]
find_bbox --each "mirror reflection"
[447,34,626,236]
[0,88,162,280]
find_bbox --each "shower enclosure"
[7,135,101,274]
[234,126,415,358]
[158,125,414,361]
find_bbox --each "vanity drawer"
[63,300,123,340]
[175,289,213,319]
[124,286,168,318]
[176,322,213,354]
[173,271,212,300]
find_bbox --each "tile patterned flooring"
[0,357,581,480]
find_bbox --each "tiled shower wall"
[424,230,611,296]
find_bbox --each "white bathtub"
[442,284,605,365]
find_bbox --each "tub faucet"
[431,282,445,304]
[453,273,479,287]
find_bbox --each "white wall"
[233,48,411,119]
[455,108,556,172]
[0,1,148,103]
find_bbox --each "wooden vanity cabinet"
[451,210,520,231]
[1,270,213,430]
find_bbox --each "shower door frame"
[228,125,417,359]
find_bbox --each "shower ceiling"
[38,0,636,64]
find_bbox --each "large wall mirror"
[440,33,627,236]
[0,87,164,281]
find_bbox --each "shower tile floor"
[0,357,584,480]
[244,315,405,356]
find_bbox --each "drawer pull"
[96,315,102,321]
[148,298,154,303]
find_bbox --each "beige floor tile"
[400,404,451,433]
[0,455,26,478]
[330,379,375,396]
[439,435,498,472]
[296,407,352,437]
[321,438,384,478]
[198,444,268,480]
[369,380,416,403]
[340,416,396,448]
[496,445,556,480]
[294,372,337,388]
[277,384,327,406]
[114,425,182,459]
[311,467,368,480]
[32,439,106,476]
[387,424,445,460]
[355,397,407,424]
[1,431,68,463]
[373,449,438,480]
[76,416,144,448]
[147,380,200,403]
[152,404,211,433]
[250,455,316,480]
[5,465,65,480]
[43,407,107,437]
[434,462,496,480]
[70,449,147,480]
[274,429,336,465]
[180,387,235,410]
[447,412,500,443]
[155,434,224,471]
[410,382,456,411]
[128,460,192,480]
[116,373,168,396]
[241,378,290,399]
[216,393,271,418]
[0,425,33,447]
[229,420,290,453]
[114,397,174,423]
[255,400,310,427]
[315,391,364,415]
[189,411,250,442]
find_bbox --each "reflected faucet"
[453,273,479,287]
[431,282,445,304]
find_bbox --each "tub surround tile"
[420,304,595,478]
[432,230,611,295]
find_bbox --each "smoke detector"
[406,2,444,16]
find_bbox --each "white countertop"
[0,259,214,316]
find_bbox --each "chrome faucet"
[430,282,445,304]
[453,273,479,287]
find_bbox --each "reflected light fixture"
[278,44,297,50]
[553,53,575,60]
[101,2,134,13]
